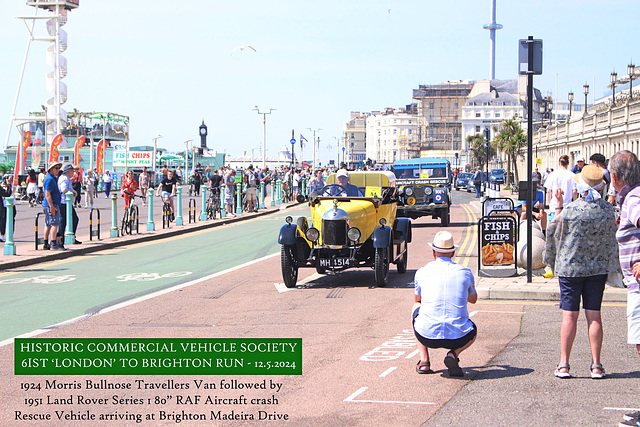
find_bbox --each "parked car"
[277,171,411,288]
[467,179,486,193]
[489,168,506,184]
[456,172,473,191]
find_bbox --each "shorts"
[627,290,640,345]
[412,307,477,350]
[246,187,257,202]
[43,205,61,227]
[161,192,173,201]
[558,274,607,311]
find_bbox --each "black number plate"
[318,258,351,267]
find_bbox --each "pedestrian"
[472,166,486,198]
[0,175,16,242]
[589,153,611,197]
[191,168,202,196]
[244,164,258,212]
[57,164,80,246]
[92,168,99,199]
[72,167,83,207]
[542,167,551,186]
[412,231,477,377]
[138,166,150,205]
[102,170,113,198]
[309,169,326,194]
[83,170,94,209]
[532,167,542,186]
[224,169,236,217]
[608,150,640,426]
[37,168,46,204]
[292,169,300,199]
[26,169,38,207]
[544,165,620,379]
[571,154,586,174]
[175,166,183,184]
[544,155,576,222]
[41,161,64,250]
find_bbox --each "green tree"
[466,134,495,170]
[492,118,527,186]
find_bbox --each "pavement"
[1,186,629,303]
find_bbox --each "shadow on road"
[297,269,417,290]
[464,364,535,380]
[411,221,475,228]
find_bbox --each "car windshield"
[394,165,447,180]
[459,173,473,179]
[491,169,505,176]
[321,172,395,199]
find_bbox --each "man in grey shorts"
[41,161,64,250]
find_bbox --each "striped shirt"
[616,184,640,292]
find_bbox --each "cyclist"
[158,169,177,220]
[120,170,139,211]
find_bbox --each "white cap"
[576,154,585,162]
[336,169,349,179]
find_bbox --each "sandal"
[444,351,464,378]
[416,360,433,374]
[590,362,606,379]
[554,362,571,378]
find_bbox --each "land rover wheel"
[440,207,450,227]
[397,245,408,274]
[281,245,298,288]
[374,247,389,287]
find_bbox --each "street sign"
[536,158,542,165]
[290,138,296,145]
[483,197,514,217]
[518,38,543,75]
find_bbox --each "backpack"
[247,171,256,187]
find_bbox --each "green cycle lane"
[0,207,307,342]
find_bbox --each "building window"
[455,102,459,108]
[476,113,481,118]
[475,125,481,132]
[408,130,412,134]
[429,103,434,109]
[454,115,458,121]
[562,105,568,111]
[495,112,501,118]
[574,105,581,111]
[393,129,397,135]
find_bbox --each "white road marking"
[469,310,478,318]
[274,282,294,293]
[274,273,322,293]
[604,407,640,411]
[0,252,280,348]
[379,367,397,377]
[344,387,434,405]
[405,349,420,359]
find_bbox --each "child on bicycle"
[158,169,177,220]
[120,170,139,211]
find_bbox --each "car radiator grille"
[323,219,347,246]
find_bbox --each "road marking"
[405,349,420,359]
[379,367,397,377]
[344,387,435,405]
[0,252,280,348]
[469,310,478,317]
[604,407,640,411]
[273,273,323,292]
[274,282,294,293]
[474,310,525,315]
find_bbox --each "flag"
[74,136,85,167]
[49,134,64,165]
[22,130,31,172]
[96,139,106,175]
[32,128,43,169]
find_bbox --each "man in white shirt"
[57,164,80,246]
[412,231,477,378]
[544,154,576,221]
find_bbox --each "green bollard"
[276,180,282,205]
[220,189,226,218]
[236,183,242,214]
[64,192,75,245]
[3,197,15,255]
[147,188,155,231]
[271,181,276,206]
[176,186,184,226]
[200,187,207,221]
[110,194,118,238]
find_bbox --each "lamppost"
[611,70,618,104]
[629,63,636,99]
[184,139,193,173]
[568,91,574,121]
[152,134,163,177]
[342,146,345,166]
[307,128,321,169]
[41,105,48,166]
[583,83,589,114]
[253,106,275,169]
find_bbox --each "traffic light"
[483,128,490,143]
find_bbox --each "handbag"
[606,272,625,288]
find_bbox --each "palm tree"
[492,118,527,186]
[466,134,494,170]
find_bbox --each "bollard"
[147,188,155,231]
[276,180,282,205]
[271,181,276,206]
[200,187,207,221]
[175,186,184,226]
[259,182,265,209]
[35,212,45,250]
[236,183,242,214]
[220,192,226,218]
[188,199,196,223]
[64,193,75,245]
[3,197,15,255]
[89,207,101,240]
[110,194,118,238]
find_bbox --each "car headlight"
[347,227,361,242]
[405,187,414,196]
[306,227,319,242]
[424,187,433,196]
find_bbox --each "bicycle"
[206,187,221,219]
[121,191,143,236]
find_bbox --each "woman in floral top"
[544,165,620,380]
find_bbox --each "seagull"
[231,45,256,55]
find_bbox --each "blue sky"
[0,0,638,165]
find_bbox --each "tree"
[492,118,527,186]
[466,134,495,170]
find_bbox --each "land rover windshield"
[393,164,447,180]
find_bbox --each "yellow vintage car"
[278,171,412,287]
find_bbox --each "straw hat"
[47,161,62,171]
[429,231,459,252]
[573,164,603,188]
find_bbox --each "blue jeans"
[104,182,112,197]
[474,183,482,197]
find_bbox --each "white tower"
[483,0,502,80]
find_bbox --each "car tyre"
[281,245,298,288]
[396,245,408,274]
[440,207,450,227]
[315,266,326,275]
[374,247,389,287]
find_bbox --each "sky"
[0,0,638,166]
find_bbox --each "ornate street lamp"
[629,63,636,99]
[568,91,574,121]
[611,70,618,104]
[583,83,589,114]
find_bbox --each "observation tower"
[482,0,502,80]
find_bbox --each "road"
[0,190,636,426]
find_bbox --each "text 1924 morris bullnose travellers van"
[277,171,412,288]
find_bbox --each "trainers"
[619,420,640,427]
[42,242,51,250]
[624,411,640,422]
[74,239,82,245]
[51,243,67,251]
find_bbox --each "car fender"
[373,225,392,249]
[278,223,298,245]
[393,218,412,244]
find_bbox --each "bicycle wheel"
[130,205,138,233]
[121,210,131,235]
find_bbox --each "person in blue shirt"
[41,161,64,250]
[412,231,478,377]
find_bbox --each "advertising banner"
[48,134,64,165]
[113,151,152,168]
[74,136,85,167]
[22,130,31,171]
[479,215,516,267]
[96,139,107,175]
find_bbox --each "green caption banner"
[15,338,302,376]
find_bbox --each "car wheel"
[374,247,389,287]
[281,245,298,288]
[396,245,408,274]
[440,207,450,227]
[315,266,326,274]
